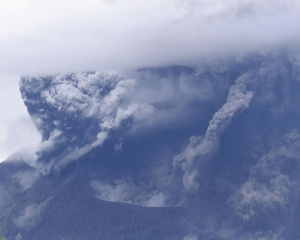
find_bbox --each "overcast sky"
[1,0,300,162]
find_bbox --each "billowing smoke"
[13,204,40,230]
[174,72,253,190]
[19,68,213,173]
[14,48,300,239]
[1,1,300,239]
[91,180,166,207]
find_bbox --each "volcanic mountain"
[1,51,300,239]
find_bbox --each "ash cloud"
[91,180,166,207]
[13,204,40,230]
[20,68,213,173]
[229,129,300,222]
[14,49,300,239]
[13,170,41,190]
[1,1,300,239]
[174,72,253,190]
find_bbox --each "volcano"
[2,51,300,239]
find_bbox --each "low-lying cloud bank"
[0,0,300,75]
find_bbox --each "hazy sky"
[1,0,300,162]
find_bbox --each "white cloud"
[0,75,41,163]
[0,0,299,77]
[0,115,41,163]
[6,128,59,172]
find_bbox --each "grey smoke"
[13,204,40,230]
[20,69,213,173]
[174,72,253,190]
[229,129,300,222]
[91,180,166,207]
[13,170,40,190]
